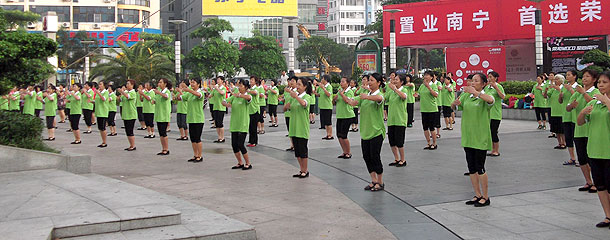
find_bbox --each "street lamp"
[284,16,298,72]
[527,0,545,75]
[383,9,403,72]
[168,19,187,83]
[80,40,96,83]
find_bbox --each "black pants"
[124,119,136,136]
[69,114,80,130]
[82,109,93,127]
[213,110,225,128]
[388,126,406,148]
[442,106,453,118]
[563,122,575,148]
[352,107,359,124]
[209,104,215,121]
[35,109,41,118]
[231,132,248,154]
[108,111,116,126]
[65,108,71,118]
[292,137,308,158]
[258,107,265,123]
[177,113,188,129]
[465,147,487,174]
[97,117,107,131]
[534,107,547,121]
[336,118,351,139]
[590,158,610,191]
[361,134,384,174]
[490,119,501,143]
[144,113,154,127]
[268,104,278,117]
[549,116,563,134]
[46,116,55,129]
[157,122,168,137]
[189,123,204,143]
[285,116,290,131]
[407,103,414,125]
[320,109,332,126]
[248,114,258,144]
[421,112,436,131]
[434,107,442,128]
[137,107,144,122]
[574,137,589,166]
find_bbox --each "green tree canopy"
[239,35,286,79]
[190,18,234,40]
[0,9,57,95]
[581,49,610,70]
[140,32,175,59]
[56,29,96,70]
[296,36,351,76]
[186,38,239,79]
[90,41,174,86]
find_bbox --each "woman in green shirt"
[452,73,495,207]
[222,79,253,170]
[34,85,43,118]
[347,73,386,191]
[153,79,172,156]
[560,70,579,165]
[247,76,261,147]
[139,82,156,138]
[211,76,227,143]
[441,76,455,131]
[267,80,279,127]
[533,75,548,130]
[387,74,409,167]
[178,79,205,162]
[544,74,567,149]
[406,75,416,128]
[66,83,83,144]
[577,71,610,228]
[43,85,57,141]
[174,81,189,141]
[316,75,334,140]
[107,85,118,136]
[350,78,364,132]
[334,77,356,159]
[81,82,94,134]
[418,71,440,150]
[282,76,298,151]
[486,71,506,157]
[286,77,313,178]
[567,70,600,193]
[94,81,110,148]
[118,80,138,151]
[21,85,36,116]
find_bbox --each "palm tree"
[90,41,175,86]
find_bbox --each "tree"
[139,32,175,60]
[186,38,239,79]
[296,36,351,76]
[581,49,610,71]
[90,41,175,86]
[56,29,97,71]
[239,35,286,79]
[190,18,234,40]
[0,9,57,95]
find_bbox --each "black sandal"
[193,157,203,163]
[429,145,438,150]
[232,164,244,169]
[423,145,432,150]
[242,165,252,170]
[124,147,136,151]
[465,196,482,205]
[364,182,377,191]
[44,137,55,141]
[70,140,81,144]
[156,150,170,155]
[293,171,303,178]
[578,183,593,191]
[97,144,107,148]
[389,160,400,166]
[595,217,610,228]
[396,161,407,167]
[371,183,385,191]
[298,172,309,178]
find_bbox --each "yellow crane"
[296,24,341,75]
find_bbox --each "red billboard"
[357,54,378,74]
[446,46,506,90]
[383,0,609,47]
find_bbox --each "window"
[341,11,364,19]
[118,9,139,23]
[1,5,25,11]
[29,6,70,22]
[118,0,150,7]
[73,7,115,23]
[142,11,150,22]
[343,0,364,6]
[298,4,316,23]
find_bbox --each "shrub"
[0,111,56,153]
[499,81,537,95]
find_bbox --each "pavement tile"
[486,217,560,234]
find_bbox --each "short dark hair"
[474,73,488,83]
[582,69,599,80]
[424,70,434,77]
[322,74,331,82]
[488,71,500,79]
[398,74,408,86]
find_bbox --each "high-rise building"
[327,0,382,45]
[160,0,183,35]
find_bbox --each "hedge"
[499,81,537,95]
[0,111,57,153]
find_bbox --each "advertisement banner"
[51,27,162,48]
[544,35,608,73]
[357,54,377,74]
[446,46,506,90]
[202,0,297,17]
[383,0,609,47]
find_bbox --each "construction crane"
[296,24,342,75]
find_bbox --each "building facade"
[160,0,182,35]
[327,0,381,45]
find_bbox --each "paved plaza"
[44,110,610,240]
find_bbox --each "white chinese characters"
[548,3,568,24]
[519,5,537,26]
[472,10,490,29]
[581,0,602,22]
[400,16,415,34]
[423,14,439,32]
[447,12,463,31]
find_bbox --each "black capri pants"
[442,106,453,118]
[309,104,315,115]
[137,107,144,122]
[69,114,81,130]
[320,109,332,126]
[258,108,265,123]
[285,117,290,131]
[534,107,547,121]
[35,109,41,118]
[176,113,188,129]
[231,132,248,154]
[590,158,610,192]
[157,122,169,137]
[213,110,225,128]
[143,113,154,128]
[574,137,589,166]
[464,147,487,175]
[108,111,116,127]
[248,114,258,144]
[549,116,563,134]
[209,104,215,120]
[407,103,414,125]
[96,117,107,131]
[336,118,351,139]
[352,107,359,124]
[82,109,93,127]
[124,119,136,136]
[268,104,278,117]
[563,122,575,148]
[189,123,204,143]
[421,112,436,131]
[292,137,308,158]
[388,126,406,148]
[490,119,501,143]
[435,106,442,128]
[361,134,384,174]
[65,108,71,118]
[46,116,55,129]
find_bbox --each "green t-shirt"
[459,94,493,151]
[267,86,279,105]
[70,92,83,115]
[9,92,20,111]
[570,87,600,138]
[227,95,250,133]
[406,85,416,103]
[387,86,409,127]
[418,83,438,113]
[532,83,547,108]
[108,93,117,112]
[142,90,155,114]
[484,84,505,120]
[176,91,188,114]
[94,90,109,118]
[44,93,57,117]
[384,85,390,106]
[35,91,43,110]
[23,91,36,116]
[248,87,260,114]
[547,87,565,117]
[212,85,227,111]
[356,89,386,140]
[154,88,171,123]
[1,97,8,110]
[336,88,355,119]
[317,83,333,110]
[441,83,455,107]
[81,89,94,110]
[185,89,204,124]
[257,86,266,106]
[561,84,576,122]
[434,81,443,107]
[136,93,144,107]
[288,93,312,139]
[283,90,292,117]
[585,100,610,159]
[120,90,137,120]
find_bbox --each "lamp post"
[527,0,545,75]
[168,20,187,83]
[80,40,96,83]
[383,9,403,72]
[284,16,298,72]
